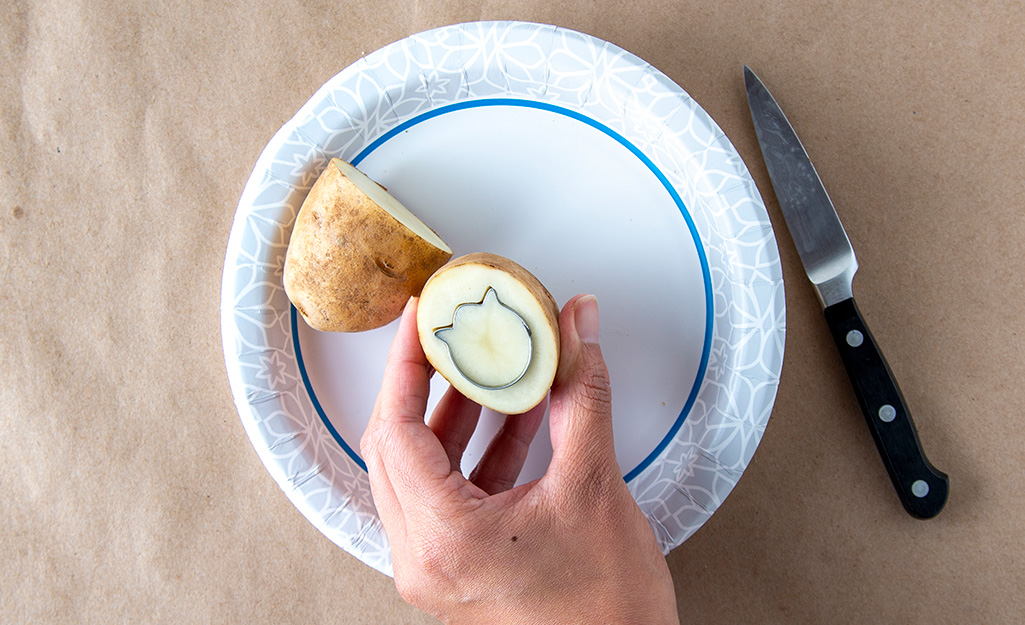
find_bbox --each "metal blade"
[744,66,858,307]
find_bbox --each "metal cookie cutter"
[433,286,532,390]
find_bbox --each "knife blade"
[744,66,949,519]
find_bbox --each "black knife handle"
[823,297,949,518]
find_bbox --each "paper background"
[3,1,1023,622]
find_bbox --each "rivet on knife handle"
[824,298,949,518]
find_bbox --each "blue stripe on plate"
[292,97,713,483]
[292,308,368,471]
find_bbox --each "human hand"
[360,295,679,625]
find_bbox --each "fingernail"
[574,295,600,344]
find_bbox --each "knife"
[744,66,949,519]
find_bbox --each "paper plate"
[220,21,785,576]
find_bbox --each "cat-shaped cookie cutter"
[433,286,533,391]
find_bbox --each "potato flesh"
[332,159,450,254]
[418,255,560,415]
[434,287,532,390]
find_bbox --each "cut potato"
[417,253,560,414]
[283,158,452,332]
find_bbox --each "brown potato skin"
[283,160,452,332]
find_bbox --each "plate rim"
[220,20,785,576]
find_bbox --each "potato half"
[417,253,560,414]
[283,158,453,332]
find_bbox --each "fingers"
[469,397,548,495]
[361,298,458,518]
[362,434,408,553]
[545,294,619,486]
[372,298,433,428]
[428,385,483,472]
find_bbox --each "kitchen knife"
[744,66,949,519]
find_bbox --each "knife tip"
[743,65,759,87]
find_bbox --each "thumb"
[546,294,618,484]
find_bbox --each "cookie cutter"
[433,286,532,390]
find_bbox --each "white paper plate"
[221,21,785,576]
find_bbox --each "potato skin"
[283,161,452,332]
